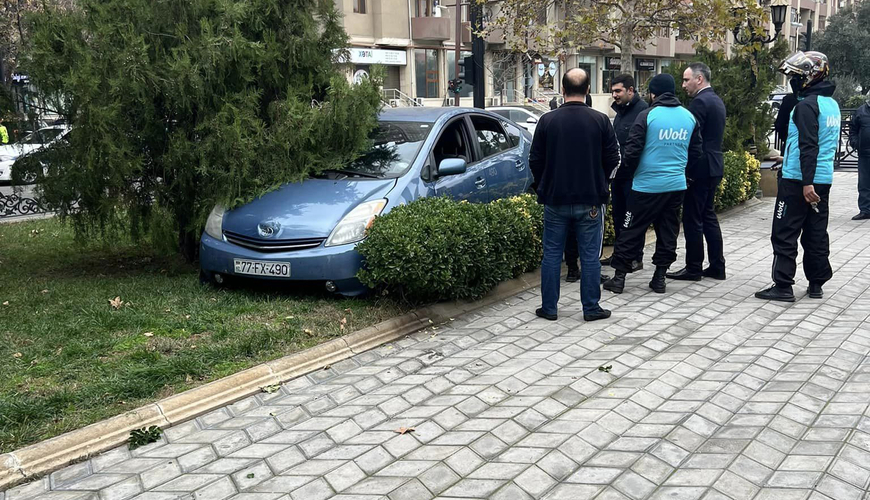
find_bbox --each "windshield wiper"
[321,169,382,179]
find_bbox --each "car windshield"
[344,121,432,177]
[16,129,63,145]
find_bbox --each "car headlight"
[204,205,226,240]
[325,199,387,247]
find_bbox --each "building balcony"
[411,16,452,40]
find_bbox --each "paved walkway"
[6,173,870,500]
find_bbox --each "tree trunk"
[175,206,199,263]
[619,23,634,80]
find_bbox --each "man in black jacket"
[849,101,870,220]
[606,74,648,269]
[530,68,620,322]
[668,62,728,281]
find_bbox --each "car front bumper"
[199,233,367,295]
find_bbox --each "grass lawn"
[0,217,405,453]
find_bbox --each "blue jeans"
[541,204,605,315]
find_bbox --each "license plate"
[233,259,291,277]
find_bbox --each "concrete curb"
[0,269,542,491]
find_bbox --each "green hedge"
[357,195,543,302]
[359,151,759,302]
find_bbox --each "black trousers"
[771,179,832,287]
[611,178,633,244]
[683,177,725,273]
[611,190,685,273]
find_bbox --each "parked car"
[199,107,534,296]
[0,126,69,184]
[488,106,545,135]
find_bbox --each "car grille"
[223,231,325,252]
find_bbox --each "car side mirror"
[438,158,467,176]
[526,117,538,124]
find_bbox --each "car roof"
[378,107,498,123]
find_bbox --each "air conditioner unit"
[389,99,401,108]
[414,98,425,106]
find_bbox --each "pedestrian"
[603,73,703,294]
[549,96,559,110]
[668,62,727,281]
[849,99,870,220]
[530,68,620,321]
[775,93,798,152]
[755,51,840,302]
[605,73,648,270]
[0,119,8,145]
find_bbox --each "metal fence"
[0,190,49,220]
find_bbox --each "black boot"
[807,283,823,299]
[603,270,626,294]
[566,267,581,283]
[755,284,795,302]
[649,266,667,294]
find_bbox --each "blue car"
[199,107,533,296]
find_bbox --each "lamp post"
[731,0,789,46]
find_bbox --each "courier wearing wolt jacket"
[529,68,620,323]
[756,51,841,303]
[603,73,704,295]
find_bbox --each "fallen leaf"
[190,345,197,349]
[303,329,312,335]
[285,315,294,320]
[143,332,154,337]
[428,319,433,324]
[394,427,416,435]
[246,473,255,479]
[184,314,191,320]
[598,365,613,373]
[40,289,49,294]
[323,365,331,370]
[340,317,347,331]
[13,352,22,358]
[262,384,281,394]
[109,296,123,310]
[345,308,352,313]
[2,301,8,306]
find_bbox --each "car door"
[432,115,491,203]
[468,114,525,201]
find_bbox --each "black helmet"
[779,51,830,89]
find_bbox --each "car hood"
[222,177,397,240]
[0,144,39,160]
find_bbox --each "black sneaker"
[584,309,612,322]
[666,268,703,281]
[649,266,668,294]
[852,212,870,221]
[535,308,558,321]
[703,267,727,280]
[755,285,796,302]
[566,268,581,283]
[807,283,823,299]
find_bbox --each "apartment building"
[336,0,858,111]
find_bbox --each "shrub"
[357,195,543,302]
[715,151,761,211]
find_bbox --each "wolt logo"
[826,115,840,127]
[659,128,689,141]
[776,200,786,220]
[623,211,633,228]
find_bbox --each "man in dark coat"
[668,62,728,281]
[604,74,648,269]
[849,101,870,220]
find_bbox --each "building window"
[602,56,623,94]
[354,0,366,13]
[415,49,440,98]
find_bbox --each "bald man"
[530,68,620,322]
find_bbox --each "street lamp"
[731,0,789,46]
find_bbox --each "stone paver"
[7,172,870,500]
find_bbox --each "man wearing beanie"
[603,73,703,294]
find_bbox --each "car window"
[501,120,522,148]
[509,110,529,123]
[491,110,510,120]
[470,116,512,160]
[38,129,64,143]
[432,118,472,168]
[345,121,432,177]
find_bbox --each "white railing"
[496,88,551,113]
[381,89,422,107]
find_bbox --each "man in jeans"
[530,68,620,321]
